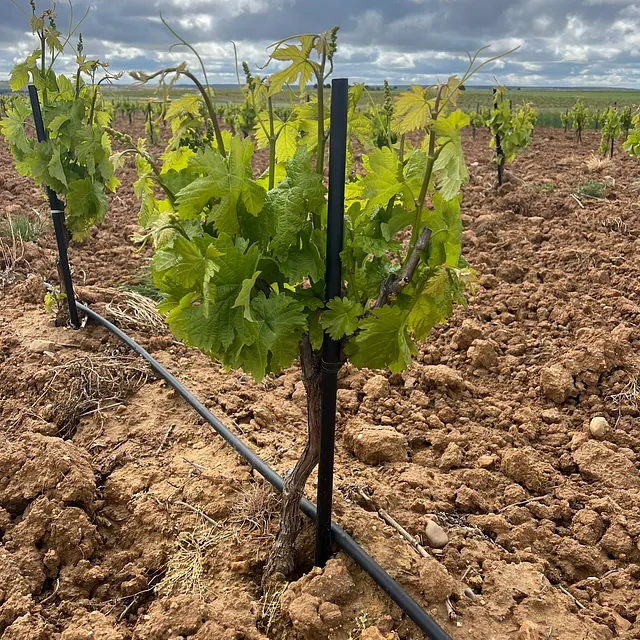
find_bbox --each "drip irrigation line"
[71,298,452,640]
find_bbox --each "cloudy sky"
[2,0,640,88]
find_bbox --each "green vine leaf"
[346,305,415,373]
[320,297,364,340]
[176,137,265,233]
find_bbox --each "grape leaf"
[346,305,415,373]
[361,147,402,214]
[8,50,39,91]
[407,267,452,339]
[320,297,364,339]
[65,178,109,239]
[419,193,461,268]
[47,148,68,188]
[234,292,308,379]
[0,101,33,155]
[176,137,265,233]
[233,271,261,322]
[393,85,432,134]
[263,147,326,261]
[268,36,318,96]
[433,110,469,201]
[163,234,262,353]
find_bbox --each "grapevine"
[620,105,634,137]
[623,112,640,158]
[599,106,622,158]
[102,24,509,586]
[486,87,536,184]
[590,108,605,131]
[568,99,588,143]
[469,104,489,138]
[1,1,119,240]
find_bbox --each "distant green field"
[99,85,640,112]
[4,80,639,126]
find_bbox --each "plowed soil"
[1,118,639,640]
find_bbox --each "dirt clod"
[362,375,390,400]
[540,365,577,403]
[573,440,640,489]
[344,419,408,464]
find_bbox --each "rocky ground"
[0,119,639,640]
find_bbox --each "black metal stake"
[492,88,504,186]
[28,85,80,329]
[315,77,349,568]
[147,102,154,145]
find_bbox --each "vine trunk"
[262,334,322,589]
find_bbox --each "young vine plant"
[114,24,509,586]
[486,87,536,184]
[599,106,622,158]
[469,106,489,138]
[568,99,588,143]
[623,111,640,158]
[1,1,120,240]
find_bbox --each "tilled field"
[0,120,639,640]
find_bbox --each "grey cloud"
[1,0,640,87]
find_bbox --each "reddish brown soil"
[1,119,639,640]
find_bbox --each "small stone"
[516,620,541,639]
[318,601,342,627]
[573,440,640,489]
[600,523,635,558]
[337,389,359,413]
[353,427,408,464]
[501,447,559,492]
[476,455,495,469]
[252,407,272,428]
[437,406,456,424]
[404,376,418,390]
[455,486,489,513]
[541,408,563,424]
[360,628,386,640]
[230,560,249,573]
[362,375,390,400]
[612,612,632,633]
[467,574,483,588]
[421,365,464,389]
[589,416,609,439]
[452,319,484,350]
[28,339,56,353]
[468,339,498,370]
[439,442,464,470]
[540,365,577,404]
[424,519,449,549]
[426,414,445,429]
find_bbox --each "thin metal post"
[492,87,504,186]
[315,77,349,567]
[28,85,80,328]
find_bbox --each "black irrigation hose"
[75,300,453,640]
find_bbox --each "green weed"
[0,213,43,242]
[577,180,607,199]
